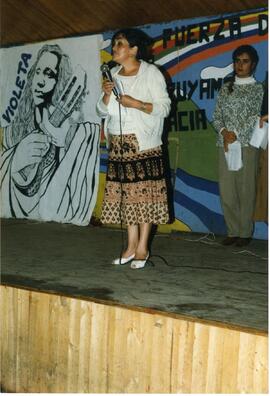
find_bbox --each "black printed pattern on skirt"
[101,134,169,226]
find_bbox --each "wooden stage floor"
[1,218,268,332]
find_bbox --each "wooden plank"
[107,306,130,392]
[5,287,18,392]
[0,286,9,391]
[237,332,257,392]
[180,321,195,393]
[88,302,109,392]
[149,315,173,393]
[77,300,92,392]
[170,318,185,393]
[124,309,149,392]
[253,334,268,393]
[45,294,60,392]
[205,326,225,393]
[54,295,71,392]
[26,290,40,392]
[191,322,210,392]
[220,328,240,392]
[66,298,81,392]
[35,292,51,392]
[133,306,153,393]
[15,288,30,392]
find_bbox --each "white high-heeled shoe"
[112,253,135,265]
[130,253,150,269]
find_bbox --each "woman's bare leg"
[135,223,152,259]
[122,224,139,257]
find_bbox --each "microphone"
[100,63,121,98]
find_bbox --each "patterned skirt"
[101,134,169,226]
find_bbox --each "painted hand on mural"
[12,132,50,173]
[36,107,70,148]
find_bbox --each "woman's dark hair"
[232,44,259,68]
[228,44,259,93]
[111,28,153,61]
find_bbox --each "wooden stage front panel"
[1,285,268,393]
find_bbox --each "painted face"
[112,35,135,64]
[32,52,59,105]
[234,52,254,78]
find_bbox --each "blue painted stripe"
[176,168,219,195]
[174,190,227,234]
[100,165,107,173]
[253,222,268,240]
[174,202,209,233]
[175,177,223,215]
[100,158,107,165]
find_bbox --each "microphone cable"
[100,62,126,262]
[117,98,126,262]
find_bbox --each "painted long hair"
[5,44,73,147]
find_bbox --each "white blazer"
[96,60,171,151]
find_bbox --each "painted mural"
[94,8,268,239]
[0,35,102,225]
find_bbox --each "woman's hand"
[259,114,268,128]
[221,129,237,152]
[102,79,115,96]
[102,80,115,106]
[116,95,141,109]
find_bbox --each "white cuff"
[96,97,108,117]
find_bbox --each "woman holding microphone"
[97,28,171,269]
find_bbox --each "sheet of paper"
[225,140,243,171]
[250,117,268,150]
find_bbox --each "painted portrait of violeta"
[1,36,102,225]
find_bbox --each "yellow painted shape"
[101,50,112,64]
[92,173,106,219]
[158,219,191,234]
